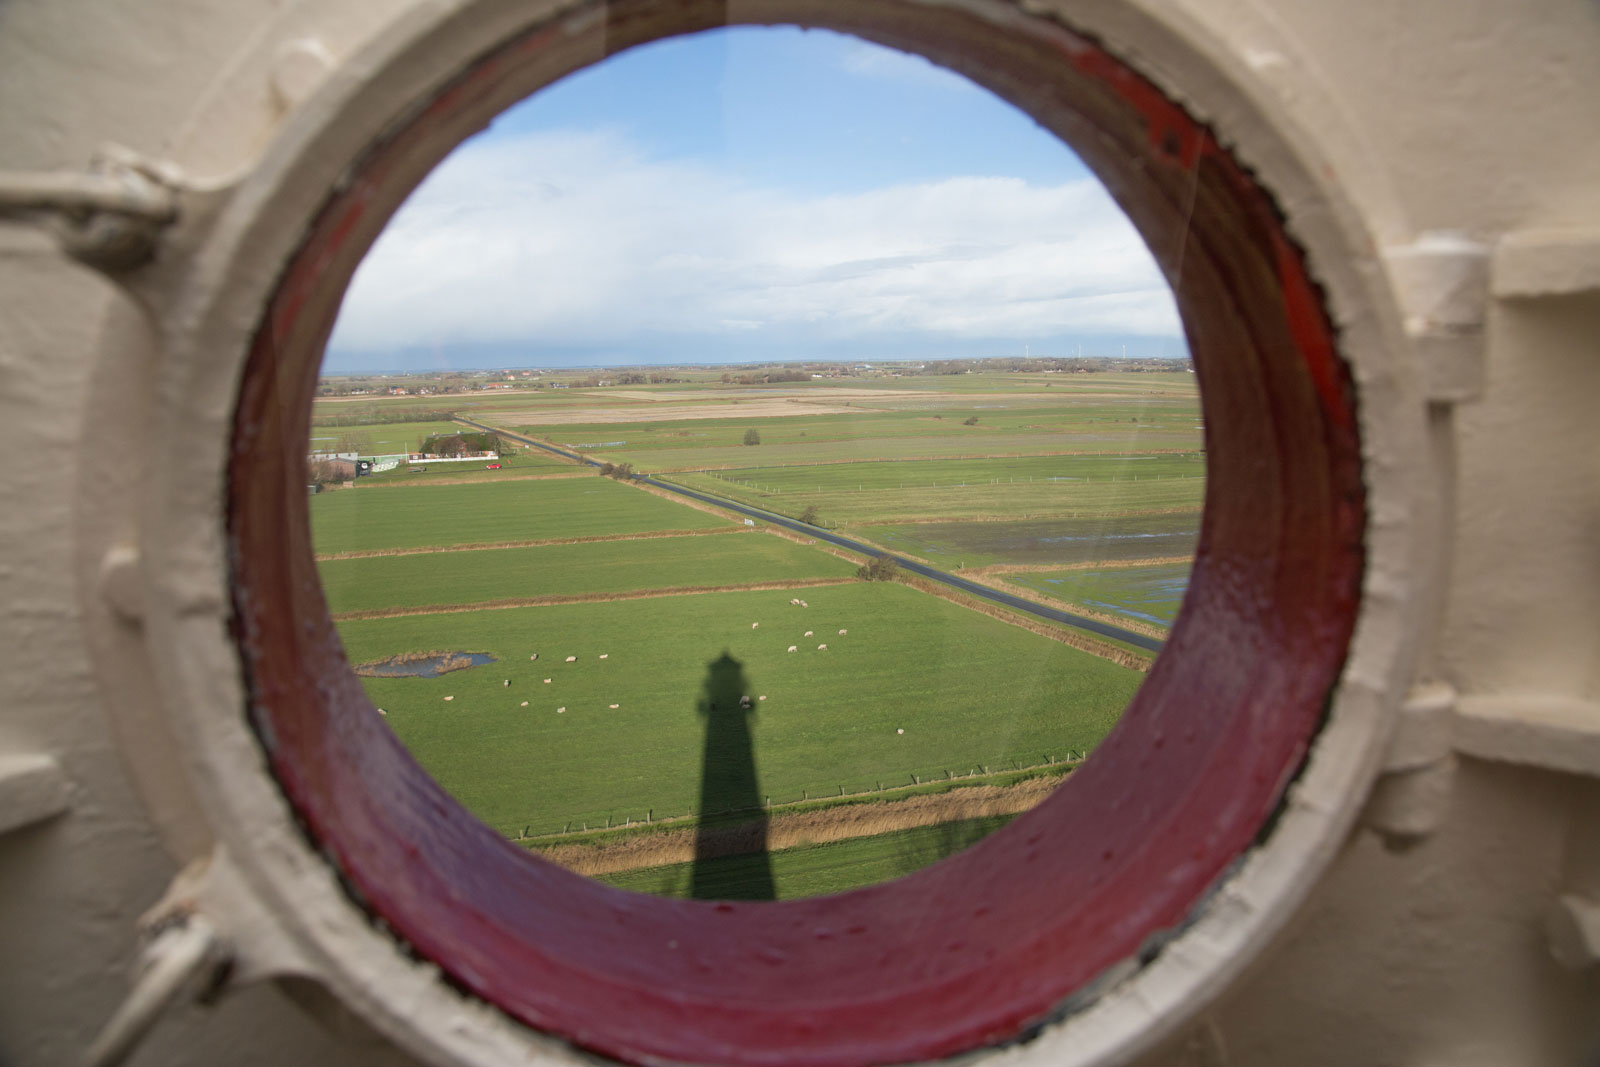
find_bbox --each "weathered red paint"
[228,4,1364,1065]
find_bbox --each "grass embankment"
[532,770,1067,874]
[599,815,1020,900]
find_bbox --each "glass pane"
[308,25,1199,901]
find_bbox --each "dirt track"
[532,773,1068,876]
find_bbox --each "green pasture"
[339,582,1140,838]
[699,452,1203,493]
[1002,561,1194,629]
[598,813,1018,899]
[307,420,463,455]
[662,458,1205,526]
[318,532,857,614]
[311,476,731,555]
[867,513,1201,569]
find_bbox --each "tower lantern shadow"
[690,650,775,901]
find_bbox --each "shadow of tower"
[689,650,775,901]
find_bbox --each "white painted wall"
[0,1,1595,1065]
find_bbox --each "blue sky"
[324,27,1184,372]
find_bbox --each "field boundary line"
[354,470,590,488]
[974,575,1170,641]
[329,576,859,620]
[962,555,1193,576]
[848,507,1204,527]
[316,526,746,561]
[530,771,1075,876]
[894,571,1153,670]
[651,447,1203,473]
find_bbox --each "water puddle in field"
[354,651,497,678]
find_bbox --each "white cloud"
[327,129,1180,356]
[834,40,973,91]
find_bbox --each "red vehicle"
[485,463,502,469]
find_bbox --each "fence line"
[511,754,1087,843]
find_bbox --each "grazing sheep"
[799,600,808,607]
[377,708,387,716]
[817,643,828,650]
[565,655,577,662]
[557,706,566,713]
[609,704,619,709]
[758,695,767,702]
[838,629,847,635]
[599,654,608,659]
[787,645,797,652]
[520,701,529,707]
[804,630,813,637]
[503,679,510,687]
[752,622,759,629]
[790,598,800,605]
[544,678,552,684]
[897,728,904,735]
[739,695,753,710]
[443,696,454,702]
[529,654,538,661]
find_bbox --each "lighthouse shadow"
[689,650,775,901]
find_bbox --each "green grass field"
[339,582,1139,838]
[865,513,1201,569]
[598,814,1018,899]
[307,419,464,455]
[1002,561,1194,628]
[311,476,732,554]
[664,465,1203,527]
[318,532,857,613]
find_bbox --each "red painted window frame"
[228,4,1365,1065]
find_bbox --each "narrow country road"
[455,417,1166,654]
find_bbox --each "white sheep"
[557,706,566,714]
[377,708,387,716]
[544,678,552,684]
[758,695,767,701]
[787,645,797,652]
[609,704,619,709]
[565,655,577,662]
[817,643,828,650]
[751,622,759,629]
[804,630,813,637]
[443,696,454,702]
[838,629,847,635]
[599,654,609,659]
[520,701,529,707]
[529,653,538,661]
[503,679,509,687]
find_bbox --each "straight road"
[456,417,1166,654]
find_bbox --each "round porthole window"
[120,2,1422,1065]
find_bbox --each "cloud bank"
[325,129,1181,367]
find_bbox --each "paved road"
[457,417,1165,654]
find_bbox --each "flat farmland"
[662,455,1204,526]
[307,419,464,454]
[318,532,857,614]
[311,476,732,555]
[867,513,1201,569]
[1002,561,1193,629]
[339,582,1140,838]
[357,452,580,484]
